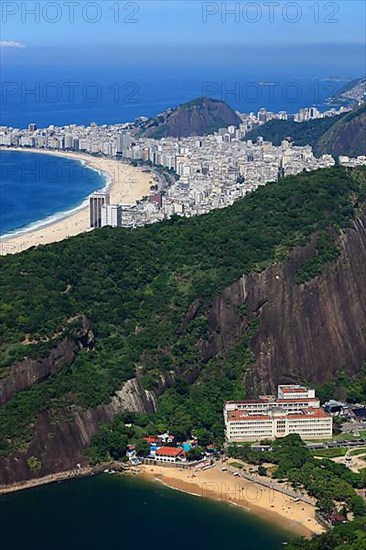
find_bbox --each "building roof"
[276,398,319,404]
[144,436,159,444]
[280,386,308,393]
[225,398,271,405]
[225,397,319,406]
[155,446,183,457]
[227,407,331,422]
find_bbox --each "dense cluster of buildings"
[336,77,366,105]
[240,105,351,126]
[224,385,333,442]
[86,127,339,229]
[0,100,365,231]
[293,105,351,122]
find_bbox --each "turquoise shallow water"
[0,474,291,550]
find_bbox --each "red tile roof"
[144,436,159,444]
[155,446,183,457]
[227,407,331,422]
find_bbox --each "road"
[226,464,315,506]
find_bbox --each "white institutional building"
[224,385,333,442]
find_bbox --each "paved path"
[226,464,314,505]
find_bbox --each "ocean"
[0,60,351,237]
[0,64,349,129]
[0,66,349,236]
[0,150,107,236]
[0,475,290,550]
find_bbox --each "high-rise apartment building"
[89,192,110,228]
[101,204,122,227]
[116,133,132,154]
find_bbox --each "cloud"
[0,41,26,49]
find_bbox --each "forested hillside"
[245,115,339,149]
[1,166,365,465]
[315,104,366,157]
[245,104,366,157]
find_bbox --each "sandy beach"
[0,148,153,255]
[140,463,325,538]
[0,460,324,537]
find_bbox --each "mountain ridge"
[245,103,366,157]
[0,166,365,485]
[138,97,242,138]
[315,103,366,157]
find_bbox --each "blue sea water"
[0,64,349,129]
[0,151,107,236]
[0,65,350,235]
[0,475,291,550]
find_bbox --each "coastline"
[0,148,153,255]
[0,467,98,495]
[139,463,324,538]
[0,462,132,495]
[0,461,323,539]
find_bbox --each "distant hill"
[245,116,339,149]
[315,103,366,157]
[245,104,366,157]
[138,97,242,138]
[326,76,366,106]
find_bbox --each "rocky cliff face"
[248,211,366,392]
[0,317,94,407]
[205,210,366,394]
[1,210,365,487]
[0,370,173,486]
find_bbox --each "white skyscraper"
[101,204,122,227]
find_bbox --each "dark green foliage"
[245,116,341,148]
[288,516,366,550]
[186,446,205,461]
[0,167,365,455]
[245,104,366,158]
[316,104,366,157]
[316,365,366,404]
[154,327,257,445]
[86,417,130,463]
[134,439,150,457]
[229,435,366,517]
[295,231,341,284]
[193,428,212,447]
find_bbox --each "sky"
[1,1,365,46]
[1,1,365,75]
[0,1,365,125]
